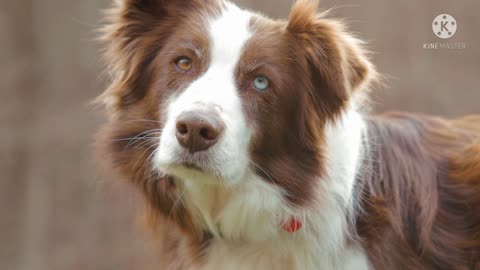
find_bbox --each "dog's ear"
[102,0,218,52]
[104,0,211,41]
[287,0,376,119]
[98,0,219,114]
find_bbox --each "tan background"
[1,0,479,269]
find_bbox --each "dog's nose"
[175,111,224,153]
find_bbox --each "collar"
[282,217,302,233]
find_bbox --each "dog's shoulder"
[358,112,480,269]
[367,112,480,156]
[449,114,480,181]
[450,141,480,182]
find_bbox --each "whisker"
[248,159,278,188]
[112,136,159,142]
[133,136,161,150]
[168,188,186,224]
[132,143,161,170]
[121,119,164,125]
[111,128,163,151]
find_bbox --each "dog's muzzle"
[175,111,225,153]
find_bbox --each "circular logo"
[432,14,457,39]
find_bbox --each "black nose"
[175,111,225,153]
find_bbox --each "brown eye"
[175,57,192,72]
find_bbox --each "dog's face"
[154,3,321,193]
[98,0,373,229]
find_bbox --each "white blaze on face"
[155,3,253,184]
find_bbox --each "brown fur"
[96,0,224,266]
[357,113,480,269]
[242,1,374,206]
[95,0,480,269]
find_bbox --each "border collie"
[95,0,480,269]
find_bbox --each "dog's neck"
[179,107,366,248]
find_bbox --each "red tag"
[282,217,302,233]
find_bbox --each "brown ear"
[98,0,169,112]
[287,0,375,118]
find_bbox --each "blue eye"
[252,76,270,91]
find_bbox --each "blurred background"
[1,0,479,269]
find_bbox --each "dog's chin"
[159,158,252,186]
[155,147,249,185]
[158,161,226,185]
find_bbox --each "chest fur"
[196,241,371,270]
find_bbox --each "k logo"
[432,14,457,39]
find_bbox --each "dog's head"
[97,0,375,235]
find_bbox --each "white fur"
[153,2,371,269]
[155,2,252,185]
[187,108,371,270]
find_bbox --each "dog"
[95,0,480,269]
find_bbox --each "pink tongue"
[282,217,302,233]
